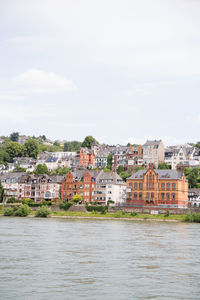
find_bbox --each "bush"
[4,207,14,216]
[86,204,108,213]
[184,213,200,223]
[14,204,31,217]
[36,206,51,217]
[164,210,170,217]
[4,204,31,217]
[59,201,73,211]
[22,198,34,206]
[42,199,52,206]
[131,212,137,217]
[7,197,20,203]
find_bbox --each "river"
[0,217,200,300]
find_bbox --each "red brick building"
[61,170,100,203]
[126,164,188,212]
[74,148,95,168]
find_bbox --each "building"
[18,174,64,202]
[61,170,100,203]
[126,164,188,212]
[13,157,36,172]
[94,149,110,168]
[74,148,95,169]
[94,171,126,205]
[0,173,26,201]
[188,189,200,208]
[165,145,196,169]
[143,140,164,168]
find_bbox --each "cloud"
[14,69,76,93]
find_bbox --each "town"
[0,133,200,214]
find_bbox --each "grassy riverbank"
[51,210,186,221]
[1,204,199,222]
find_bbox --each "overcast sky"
[0,0,200,145]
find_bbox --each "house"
[165,145,195,169]
[18,174,64,202]
[61,170,100,203]
[13,157,36,172]
[126,163,188,212]
[94,149,110,168]
[0,173,26,201]
[94,171,126,205]
[74,148,95,169]
[188,189,200,208]
[143,140,164,168]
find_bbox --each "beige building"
[143,140,164,168]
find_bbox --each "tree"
[185,167,200,188]
[24,139,39,159]
[120,171,131,182]
[10,132,19,142]
[73,194,82,204]
[64,141,82,152]
[0,150,10,164]
[107,153,113,170]
[53,141,60,147]
[158,162,170,169]
[0,182,4,202]
[81,136,97,149]
[13,166,26,172]
[34,164,49,175]
[117,165,124,174]
[5,141,25,160]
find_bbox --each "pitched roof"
[128,169,183,180]
[96,171,125,185]
[143,140,162,147]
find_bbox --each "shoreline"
[0,214,180,222]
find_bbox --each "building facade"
[143,140,164,168]
[126,164,188,211]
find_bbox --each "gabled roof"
[128,169,183,180]
[96,171,125,185]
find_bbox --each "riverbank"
[0,209,185,222]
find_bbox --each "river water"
[0,217,200,300]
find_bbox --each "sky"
[0,0,200,146]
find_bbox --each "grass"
[0,203,188,222]
[51,210,186,221]
[0,204,3,214]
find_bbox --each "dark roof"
[128,169,183,180]
[96,171,124,185]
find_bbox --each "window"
[134,182,138,189]
[166,193,170,200]
[139,183,143,190]
[139,192,142,199]
[134,192,137,199]
[129,183,132,188]
[146,192,149,199]
[167,183,170,190]
[172,193,175,200]
[161,183,165,190]
[161,193,164,200]
[172,183,176,190]
[151,192,154,199]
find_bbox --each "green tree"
[13,166,26,172]
[81,136,97,149]
[53,141,60,147]
[117,165,124,174]
[107,153,113,170]
[5,141,25,160]
[158,162,170,169]
[185,168,200,188]
[34,164,49,175]
[0,150,10,163]
[10,132,19,142]
[64,141,82,152]
[24,139,39,159]
[120,171,131,182]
